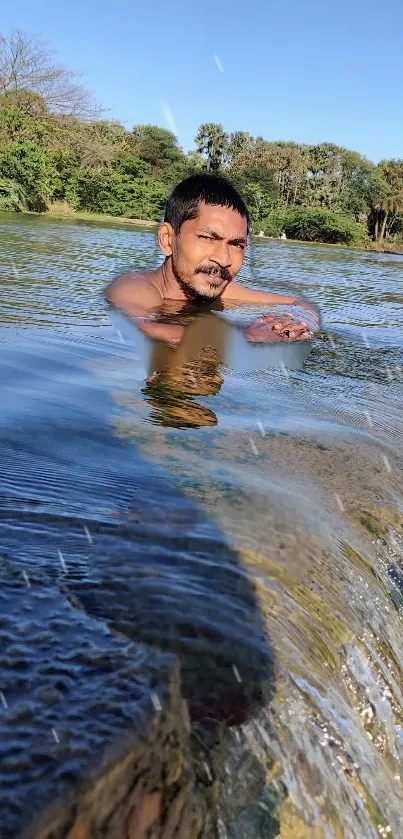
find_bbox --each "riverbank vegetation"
[1,30,402,249]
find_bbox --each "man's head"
[159,174,249,301]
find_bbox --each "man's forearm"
[260,292,299,305]
[239,290,309,307]
[224,283,317,311]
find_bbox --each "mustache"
[195,264,232,283]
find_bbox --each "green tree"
[71,120,131,169]
[195,123,228,173]
[229,146,278,198]
[378,159,403,194]
[227,131,255,166]
[115,156,151,177]
[370,160,403,240]
[186,149,206,174]
[335,152,385,219]
[303,143,343,208]
[301,143,381,219]
[373,191,403,241]
[229,140,307,205]
[261,141,308,204]
[0,89,64,147]
[130,125,188,184]
[239,182,286,235]
[0,33,402,251]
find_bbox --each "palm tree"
[374,192,403,240]
[195,123,228,173]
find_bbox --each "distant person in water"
[105,174,320,345]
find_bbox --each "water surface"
[1,213,403,837]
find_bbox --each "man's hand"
[243,314,313,344]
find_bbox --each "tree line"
[0,30,402,247]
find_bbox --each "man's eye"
[199,234,212,240]
[232,243,245,250]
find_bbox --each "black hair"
[164,173,250,234]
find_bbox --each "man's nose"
[210,241,231,268]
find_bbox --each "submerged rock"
[0,584,210,839]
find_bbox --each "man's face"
[168,202,248,300]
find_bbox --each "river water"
[1,213,403,838]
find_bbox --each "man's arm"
[222,280,322,341]
[222,282,297,306]
[104,274,184,345]
[222,281,321,328]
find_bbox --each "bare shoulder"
[104,271,163,315]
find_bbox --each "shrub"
[46,200,75,216]
[256,206,289,237]
[0,177,28,211]
[75,169,169,220]
[283,206,368,245]
[0,141,56,210]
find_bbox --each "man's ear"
[159,222,174,256]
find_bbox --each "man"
[105,174,320,345]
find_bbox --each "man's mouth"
[195,266,231,284]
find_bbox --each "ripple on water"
[0,215,403,836]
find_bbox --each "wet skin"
[105,202,320,345]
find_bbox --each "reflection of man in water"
[143,346,223,428]
[142,312,228,427]
[105,174,320,345]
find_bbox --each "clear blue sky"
[3,0,402,162]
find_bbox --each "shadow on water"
[0,410,275,731]
[66,430,275,731]
[0,357,277,834]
